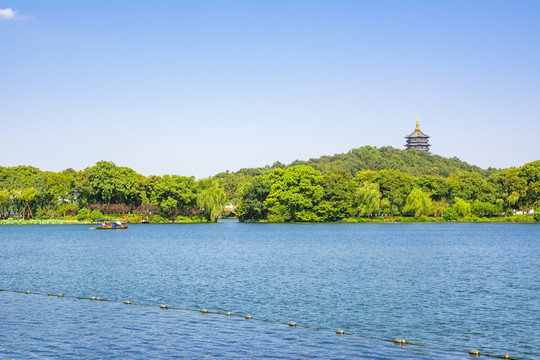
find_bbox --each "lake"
[0,221,538,359]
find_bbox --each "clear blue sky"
[1,0,539,178]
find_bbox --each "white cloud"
[0,8,29,20]
[0,8,16,19]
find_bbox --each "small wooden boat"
[94,219,128,230]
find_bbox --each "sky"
[1,0,539,178]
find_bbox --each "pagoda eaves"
[404,118,431,152]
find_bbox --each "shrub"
[77,208,90,221]
[128,214,141,223]
[534,210,540,222]
[90,210,104,221]
[150,215,165,223]
[443,208,459,221]
[175,215,195,223]
[463,215,481,222]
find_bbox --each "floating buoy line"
[0,288,516,360]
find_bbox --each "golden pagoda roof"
[405,117,430,138]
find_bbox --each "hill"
[233,146,497,178]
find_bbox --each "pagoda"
[404,116,431,152]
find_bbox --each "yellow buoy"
[245,315,252,320]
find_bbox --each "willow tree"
[452,197,471,217]
[402,188,432,217]
[353,181,382,217]
[196,179,226,222]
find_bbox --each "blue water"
[0,222,538,359]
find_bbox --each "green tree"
[42,171,77,210]
[81,161,144,205]
[471,202,499,217]
[353,181,381,217]
[159,197,178,217]
[0,189,9,218]
[447,171,495,203]
[452,197,471,217]
[214,171,252,203]
[17,187,38,219]
[519,160,540,209]
[55,203,79,217]
[378,170,414,215]
[284,146,491,177]
[380,198,392,214]
[237,176,271,222]
[402,188,432,217]
[152,175,197,217]
[443,207,459,221]
[417,175,450,201]
[265,166,324,222]
[90,210,104,221]
[196,179,226,222]
[430,200,449,217]
[0,166,44,190]
[77,208,90,221]
[488,168,526,216]
[317,169,355,221]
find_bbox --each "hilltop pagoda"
[404,117,431,152]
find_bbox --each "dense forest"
[1,146,539,223]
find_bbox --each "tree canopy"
[0,149,538,222]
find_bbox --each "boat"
[94,219,128,230]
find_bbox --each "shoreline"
[1,215,536,225]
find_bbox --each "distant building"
[404,117,431,152]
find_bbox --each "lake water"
[0,221,538,359]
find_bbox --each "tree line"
[236,162,540,222]
[0,161,226,222]
[1,147,539,222]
